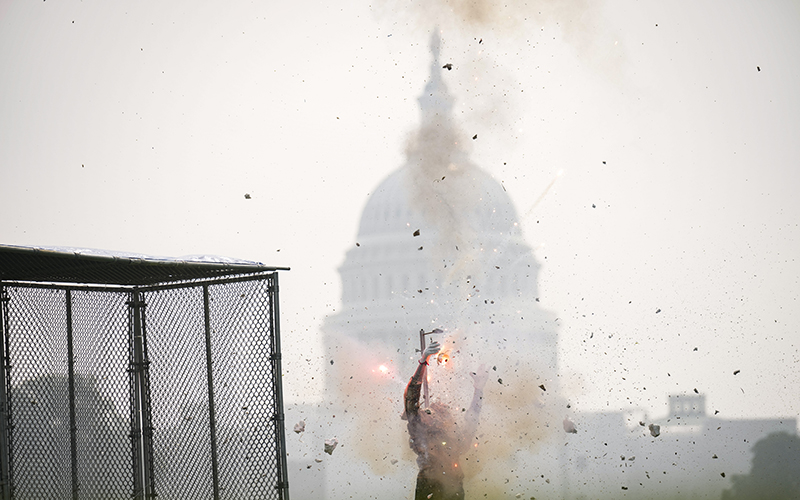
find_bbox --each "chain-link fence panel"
[4,287,72,500]
[144,285,214,500]
[69,290,132,499]
[208,278,280,499]
[0,272,287,500]
[3,287,132,500]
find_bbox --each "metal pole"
[202,285,220,500]
[270,274,290,500]
[138,299,155,500]
[129,291,144,500]
[0,287,12,500]
[129,291,154,500]
[65,290,79,500]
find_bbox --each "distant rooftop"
[0,244,287,287]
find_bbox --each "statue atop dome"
[418,28,454,123]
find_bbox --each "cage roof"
[0,244,287,286]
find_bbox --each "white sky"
[1,0,798,422]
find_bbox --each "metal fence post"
[129,290,155,500]
[65,290,79,500]
[0,287,12,500]
[202,285,221,500]
[270,274,290,500]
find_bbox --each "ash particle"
[649,424,661,437]
[443,63,453,70]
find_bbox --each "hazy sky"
[1,0,798,422]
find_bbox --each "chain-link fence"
[0,273,288,500]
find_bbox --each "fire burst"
[437,352,450,366]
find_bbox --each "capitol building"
[286,31,796,500]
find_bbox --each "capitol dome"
[325,31,545,339]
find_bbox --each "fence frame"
[0,245,290,500]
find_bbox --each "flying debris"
[390,459,398,465]
[472,134,478,140]
[442,63,453,70]
[498,378,503,384]
[563,417,578,434]
[294,421,306,434]
[413,229,420,237]
[757,66,761,71]
[324,438,339,455]
[244,193,251,199]
[733,370,740,375]
[649,424,661,437]
[315,458,323,463]
[694,388,699,394]
[656,308,662,314]
[539,384,546,391]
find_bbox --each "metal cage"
[0,245,290,500]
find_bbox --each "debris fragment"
[649,424,660,437]
[244,193,251,199]
[712,454,718,459]
[294,421,306,434]
[757,66,760,71]
[621,486,628,490]
[656,308,661,314]
[390,459,398,465]
[563,417,577,434]
[539,384,546,391]
[324,438,338,455]
[472,134,478,140]
[693,347,698,351]
[315,458,323,463]
[721,472,726,478]
[694,388,699,394]
[442,63,453,70]
[330,360,334,365]
[413,229,420,237]
[497,378,503,384]
[733,370,740,375]
[418,246,423,251]
[639,421,645,426]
